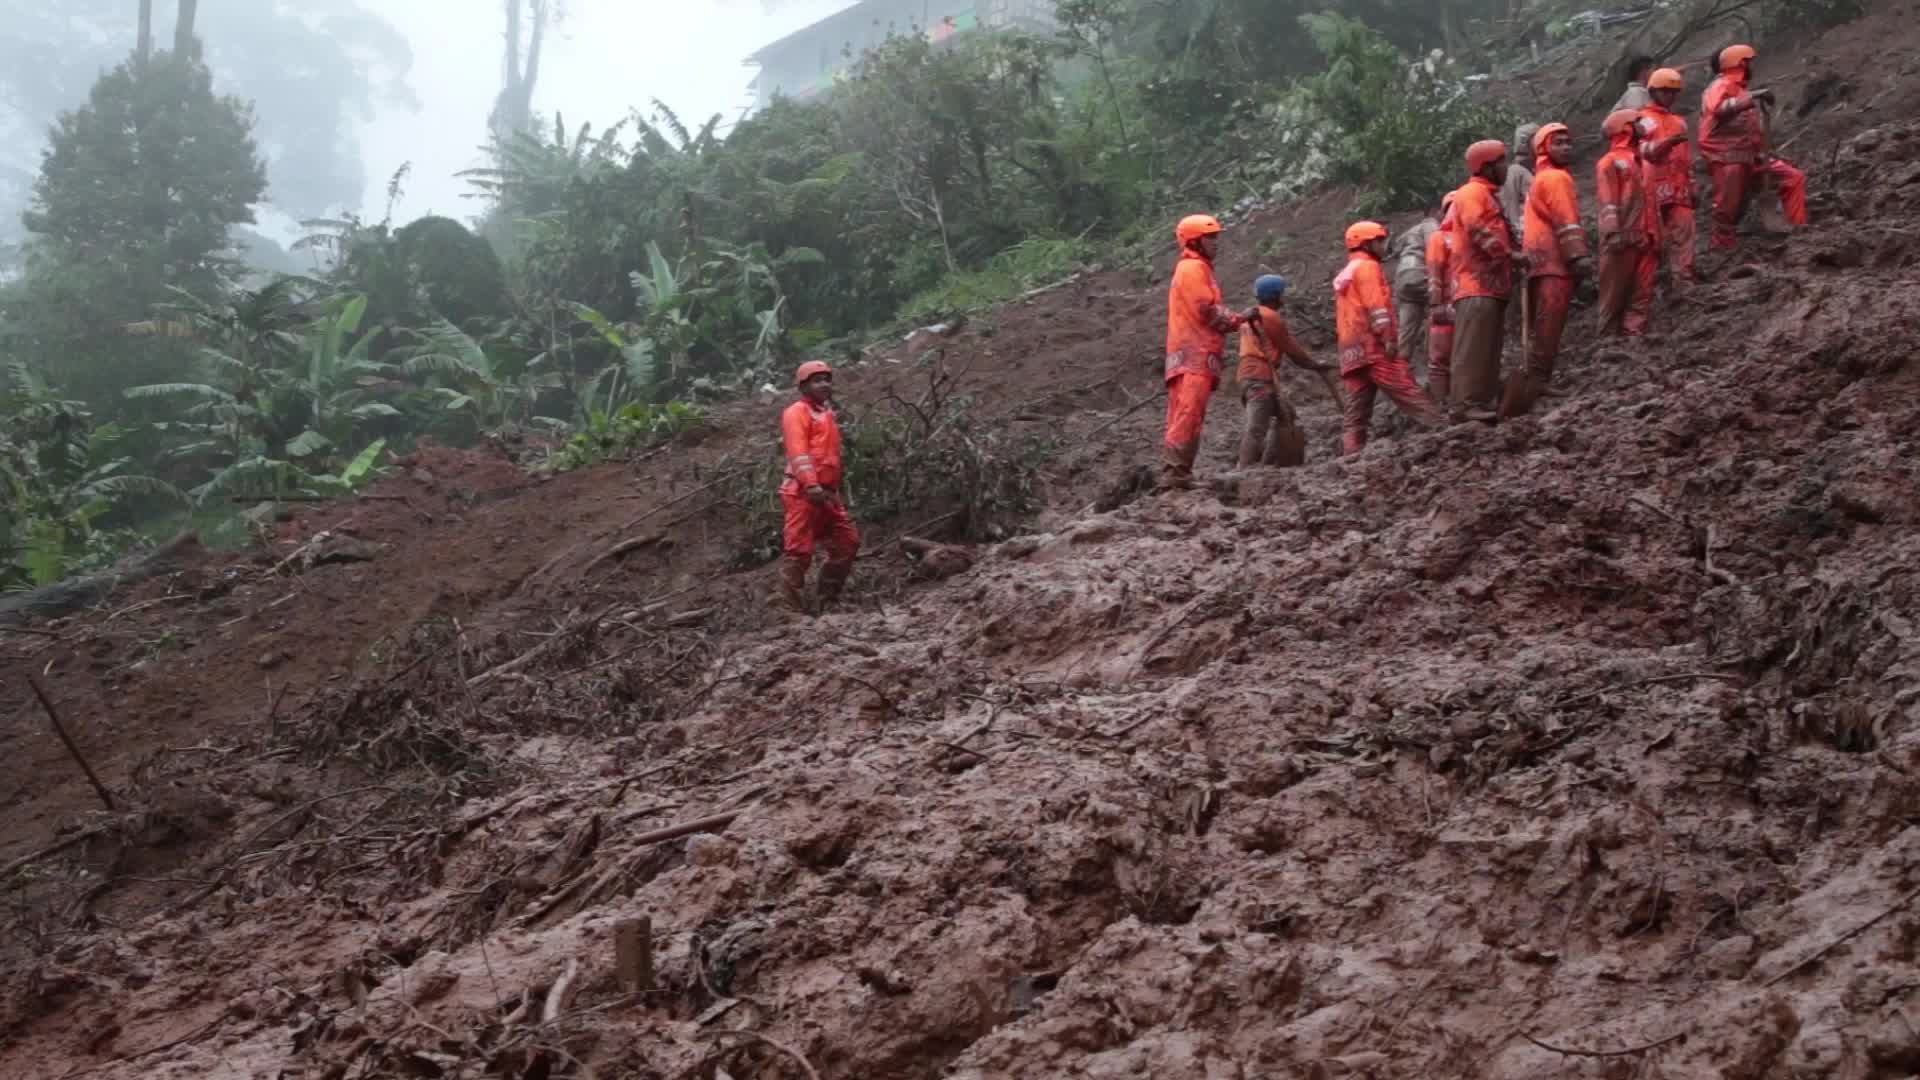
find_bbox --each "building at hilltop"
[746,0,1056,113]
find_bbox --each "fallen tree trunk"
[0,533,203,627]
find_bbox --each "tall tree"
[137,0,152,60]
[489,0,550,140]
[174,0,198,56]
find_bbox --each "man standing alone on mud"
[779,361,860,613]
[1700,44,1808,250]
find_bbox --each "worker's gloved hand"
[1752,87,1775,103]
[1242,306,1261,327]
[1569,255,1593,280]
[805,484,830,506]
[1433,304,1454,326]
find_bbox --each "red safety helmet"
[1602,110,1641,140]
[1719,44,1756,72]
[794,360,833,387]
[1176,214,1225,245]
[1649,67,1685,90]
[1344,221,1388,251]
[1532,122,1571,158]
[1465,139,1508,174]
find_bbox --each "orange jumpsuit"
[1520,153,1590,390]
[1335,250,1438,456]
[1446,175,1518,417]
[1424,213,1456,402]
[1638,103,1697,282]
[1236,306,1324,466]
[780,399,860,581]
[1163,249,1240,473]
[1596,133,1660,337]
[1700,70,1807,249]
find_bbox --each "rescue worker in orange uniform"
[1505,122,1592,418]
[1446,140,1525,421]
[1638,67,1698,285]
[779,361,860,612]
[1335,222,1440,456]
[1236,274,1339,467]
[1163,213,1249,487]
[1424,193,1459,408]
[1700,44,1807,250]
[1596,110,1661,336]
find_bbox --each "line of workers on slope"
[1157,42,1807,488]
[766,43,1808,610]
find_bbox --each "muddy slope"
[6,6,1920,1078]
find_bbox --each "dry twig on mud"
[27,674,116,811]
[1084,384,1167,440]
[167,785,390,913]
[712,1029,822,1080]
[1522,1029,1687,1058]
[468,602,620,687]
[1554,672,1745,708]
[0,821,121,884]
[1762,882,1920,987]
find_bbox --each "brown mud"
[6,5,1920,1077]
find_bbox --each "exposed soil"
[7,5,1920,1077]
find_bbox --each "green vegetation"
[0,0,1822,588]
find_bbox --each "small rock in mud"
[685,833,736,867]
[1701,935,1757,979]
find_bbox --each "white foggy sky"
[351,0,854,228]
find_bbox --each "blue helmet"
[1254,274,1288,305]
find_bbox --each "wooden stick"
[0,822,119,883]
[713,1030,822,1080]
[27,675,115,811]
[1084,385,1167,439]
[615,916,654,993]
[1555,672,1744,708]
[625,810,741,848]
[1763,882,1920,987]
[1523,1029,1686,1058]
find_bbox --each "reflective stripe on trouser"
[1163,372,1214,470]
[781,491,860,567]
[1449,296,1507,417]
[1661,203,1697,282]
[1239,380,1305,467]
[1711,158,1808,248]
[1395,299,1428,382]
[1341,353,1440,456]
[1597,246,1658,337]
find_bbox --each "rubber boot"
[817,559,853,606]
[779,557,811,613]
[1428,373,1450,414]
[1238,393,1274,467]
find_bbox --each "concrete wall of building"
[749,0,1055,111]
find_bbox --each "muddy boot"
[1238,387,1275,467]
[817,559,853,606]
[778,557,811,614]
[1159,464,1194,490]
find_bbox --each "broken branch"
[27,674,116,811]
[1523,1029,1687,1058]
[1763,882,1920,987]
